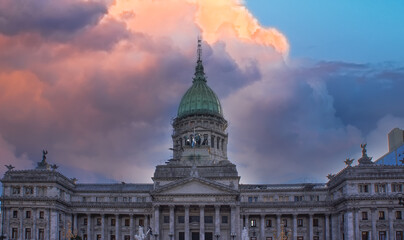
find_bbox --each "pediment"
[152,177,238,195]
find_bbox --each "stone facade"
[1,42,404,240]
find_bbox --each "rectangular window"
[97,234,102,240]
[39,211,45,219]
[12,187,20,195]
[379,231,386,240]
[362,231,369,240]
[139,219,144,226]
[378,211,385,220]
[294,196,303,202]
[179,232,185,240]
[12,228,18,239]
[313,218,319,227]
[97,218,102,226]
[124,236,130,240]
[190,216,200,223]
[362,212,368,220]
[125,218,130,226]
[38,229,44,240]
[84,218,88,225]
[164,216,170,224]
[26,211,31,219]
[204,216,213,224]
[178,216,185,224]
[25,186,33,195]
[250,219,257,227]
[375,184,386,193]
[313,237,319,240]
[13,210,18,218]
[359,184,369,193]
[211,136,215,148]
[111,218,116,226]
[25,228,31,239]
[297,237,303,240]
[297,219,303,227]
[248,197,253,203]
[396,231,403,240]
[222,216,228,224]
[265,219,271,227]
[392,183,403,192]
[396,211,402,220]
[282,219,287,227]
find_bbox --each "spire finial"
[197,35,202,62]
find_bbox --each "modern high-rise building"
[1,41,404,240]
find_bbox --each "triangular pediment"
[152,177,238,195]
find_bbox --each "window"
[82,197,87,202]
[26,211,31,218]
[222,216,228,224]
[39,211,44,219]
[12,186,21,195]
[163,216,169,224]
[392,183,403,192]
[125,218,130,226]
[396,211,402,220]
[297,219,303,227]
[310,195,319,201]
[248,196,258,203]
[265,219,272,227]
[190,216,200,223]
[111,218,116,226]
[294,196,303,202]
[96,197,102,202]
[97,235,102,240]
[282,219,287,227]
[378,211,385,220]
[25,186,33,195]
[266,238,272,240]
[124,236,130,240]
[362,231,369,240]
[297,237,303,240]
[397,231,403,240]
[313,237,319,240]
[179,232,185,240]
[123,197,127,202]
[375,184,386,193]
[313,218,319,227]
[204,216,213,224]
[250,219,257,227]
[97,218,102,226]
[37,187,46,196]
[359,184,369,193]
[84,218,88,225]
[379,231,386,240]
[13,210,18,218]
[178,216,185,224]
[12,228,18,239]
[38,229,44,240]
[217,137,220,149]
[211,136,215,148]
[25,228,31,239]
[139,219,144,226]
[362,212,368,220]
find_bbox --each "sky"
[0,0,403,185]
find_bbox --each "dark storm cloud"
[0,0,107,36]
[224,61,404,184]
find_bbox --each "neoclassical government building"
[1,41,404,240]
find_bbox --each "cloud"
[0,0,402,186]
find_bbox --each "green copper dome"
[177,42,223,118]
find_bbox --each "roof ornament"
[5,164,15,172]
[193,36,206,83]
[344,158,354,167]
[358,143,373,165]
[197,35,202,62]
[36,149,51,170]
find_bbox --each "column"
[260,214,265,240]
[292,214,297,240]
[344,211,354,240]
[19,208,23,240]
[325,214,330,240]
[185,206,190,240]
[74,214,78,235]
[230,206,236,236]
[236,206,241,240]
[130,214,134,240]
[115,214,120,240]
[33,208,37,240]
[101,214,105,240]
[145,214,149,229]
[309,214,313,240]
[244,215,249,233]
[154,206,160,240]
[371,209,376,240]
[170,206,175,240]
[355,210,360,240]
[215,205,220,236]
[388,208,394,240]
[87,213,91,240]
[276,215,281,239]
[200,205,205,240]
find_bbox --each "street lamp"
[398,193,404,206]
[231,232,236,240]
